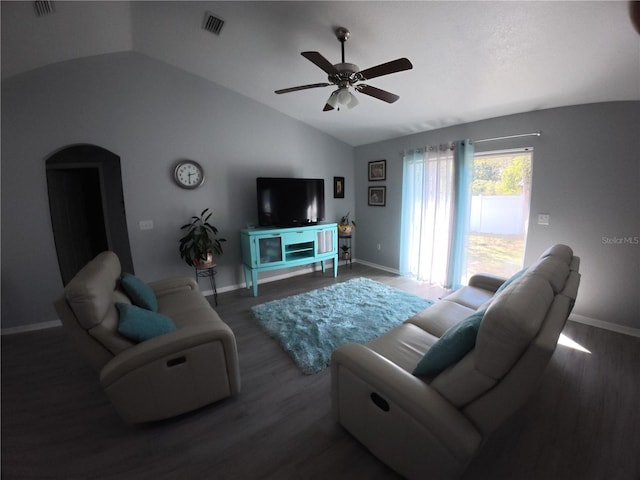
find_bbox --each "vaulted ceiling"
[2,1,639,146]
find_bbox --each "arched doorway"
[46,144,134,285]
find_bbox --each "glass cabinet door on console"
[316,228,335,255]
[258,236,283,265]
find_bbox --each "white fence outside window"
[470,195,526,235]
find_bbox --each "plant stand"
[339,234,352,269]
[195,264,218,306]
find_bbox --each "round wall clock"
[174,160,205,189]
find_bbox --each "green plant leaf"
[179,208,225,266]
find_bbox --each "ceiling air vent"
[33,0,55,17]
[202,11,224,36]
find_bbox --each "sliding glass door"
[463,148,533,282]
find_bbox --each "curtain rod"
[474,131,541,144]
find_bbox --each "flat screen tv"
[257,177,325,227]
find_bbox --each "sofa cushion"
[540,244,573,263]
[413,310,485,378]
[156,289,220,329]
[441,286,494,311]
[89,318,135,355]
[83,289,134,356]
[493,268,527,296]
[116,303,176,342]
[475,274,553,380]
[405,300,475,337]
[526,256,570,293]
[367,323,439,373]
[120,272,158,312]
[65,251,121,329]
[430,350,497,407]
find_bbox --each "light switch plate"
[139,220,154,230]
[537,214,550,226]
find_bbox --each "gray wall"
[355,102,640,330]
[3,51,637,332]
[1,52,355,329]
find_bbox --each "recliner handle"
[166,356,186,367]
[370,392,390,412]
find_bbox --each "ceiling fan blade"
[323,103,335,112]
[301,51,339,75]
[275,83,332,94]
[359,58,413,80]
[356,84,400,103]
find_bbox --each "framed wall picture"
[368,186,386,206]
[368,160,386,181]
[333,176,345,198]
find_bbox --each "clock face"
[174,161,205,189]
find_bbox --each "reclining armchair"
[54,251,240,423]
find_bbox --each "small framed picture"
[333,176,344,198]
[368,160,386,181]
[368,186,386,206]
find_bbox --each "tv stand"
[240,223,338,296]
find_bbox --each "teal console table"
[240,223,338,296]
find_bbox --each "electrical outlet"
[139,220,154,230]
[537,214,550,226]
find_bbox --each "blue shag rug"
[251,277,434,374]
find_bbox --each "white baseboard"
[568,313,640,338]
[354,258,400,275]
[1,319,62,335]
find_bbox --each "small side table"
[338,235,352,269]
[195,263,218,306]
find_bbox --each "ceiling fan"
[275,27,413,111]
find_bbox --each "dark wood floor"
[2,264,639,479]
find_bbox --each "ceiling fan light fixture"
[346,91,359,109]
[335,87,358,109]
[337,88,351,105]
[327,90,340,109]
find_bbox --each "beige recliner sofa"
[54,251,240,423]
[331,244,580,479]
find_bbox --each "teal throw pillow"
[116,303,176,343]
[120,272,158,312]
[413,310,486,378]
[494,267,527,295]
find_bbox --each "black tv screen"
[257,177,325,227]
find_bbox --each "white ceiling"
[2,1,639,146]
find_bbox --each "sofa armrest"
[148,277,198,296]
[468,273,507,293]
[332,343,481,462]
[99,322,237,387]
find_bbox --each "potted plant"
[179,208,227,267]
[338,211,356,236]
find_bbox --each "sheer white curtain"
[400,144,455,285]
